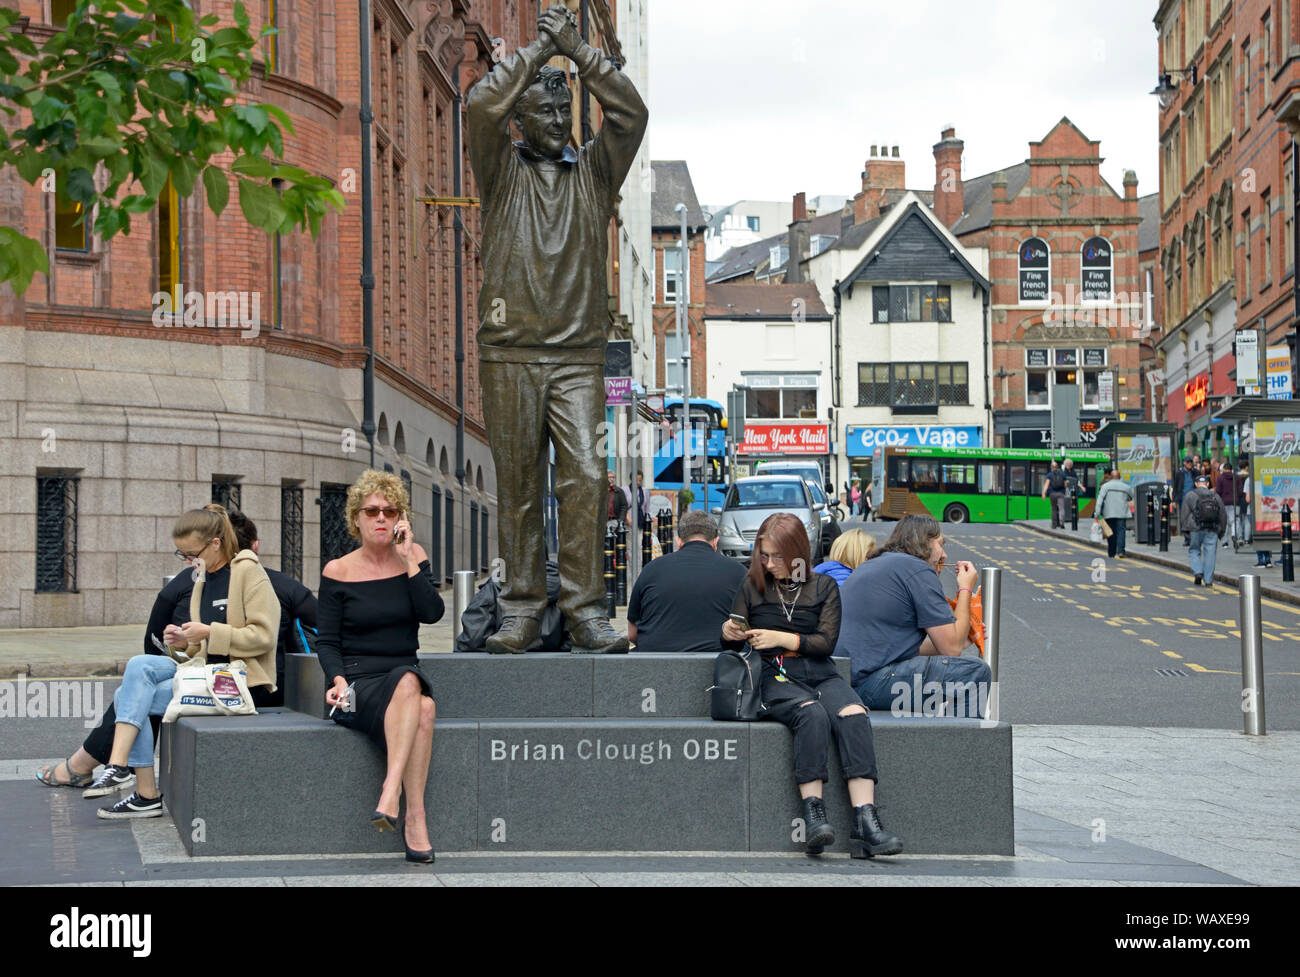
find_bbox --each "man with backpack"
[1041,461,1068,529]
[1179,473,1227,587]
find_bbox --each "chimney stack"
[854,144,906,223]
[787,191,811,283]
[932,126,965,228]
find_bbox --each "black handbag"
[708,646,764,721]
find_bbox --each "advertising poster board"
[1266,347,1294,400]
[646,488,678,519]
[1116,434,1172,486]
[1250,420,1300,536]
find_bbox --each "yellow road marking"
[1121,628,1138,635]
[1142,639,1160,646]
[1012,527,1300,618]
[1163,651,1182,659]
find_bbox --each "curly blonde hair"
[346,469,411,540]
[828,528,876,570]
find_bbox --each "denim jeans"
[1105,517,1127,557]
[112,654,178,769]
[1048,492,1066,527]
[1189,530,1218,581]
[855,655,992,718]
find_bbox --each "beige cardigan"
[184,549,280,690]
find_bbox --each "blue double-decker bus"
[652,398,729,512]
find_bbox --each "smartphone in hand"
[729,613,749,631]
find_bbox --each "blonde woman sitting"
[812,528,877,586]
[95,504,278,820]
[317,470,444,863]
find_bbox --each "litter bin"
[1135,481,1164,544]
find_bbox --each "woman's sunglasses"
[361,506,401,519]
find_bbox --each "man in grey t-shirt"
[835,515,989,718]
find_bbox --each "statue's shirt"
[475,142,613,363]
[467,39,647,365]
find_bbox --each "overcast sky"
[647,0,1162,210]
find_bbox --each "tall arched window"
[1017,237,1051,304]
[1080,236,1113,302]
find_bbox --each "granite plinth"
[159,711,1014,855]
[284,652,854,720]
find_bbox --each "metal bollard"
[1239,574,1266,735]
[642,524,653,566]
[1158,488,1170,552]
[1145,491,1156,546]
[451,570,475,640]
[1069,483,1079,532]
[615,522,628,605]
[604,523,616,619]
[661,510,675,554]
[1281,504,1295,583]
[980,566,1002,724]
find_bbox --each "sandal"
[35,757,93,789]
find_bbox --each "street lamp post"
[358,0,376,466]
[675,201,692,514]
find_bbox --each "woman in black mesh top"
[318,471,445,863]
[721,512,901,859]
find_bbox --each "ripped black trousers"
[760,656,879,784]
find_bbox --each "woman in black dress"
[721,512,901,858]
[318,471,445,862]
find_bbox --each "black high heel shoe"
[405,846,435,864]
[371,810,397,832]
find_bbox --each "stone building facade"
[1,0,642,628]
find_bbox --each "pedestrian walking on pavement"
[1179,474,1227,587]
[1214,462,1237,548]
[1096,469,1134,558]
[1042,461,1068,528]
[1171,456,1198,546]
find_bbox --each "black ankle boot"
[801,796,835,855]
[850,803,902,859]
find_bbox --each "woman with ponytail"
[91,503,280,820]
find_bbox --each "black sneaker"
[1193,573,1202,586]
[83,764,134,799]
[96,791,163,820]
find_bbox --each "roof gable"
[1030,117,1100,157]
[651,161,708,230]
[836,199,989,297]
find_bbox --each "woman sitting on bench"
[317,470,444,863]
[721,513,902,859]
[92,504,279,819]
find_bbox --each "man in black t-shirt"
[228,511,317,706]
[1042,461,1068,528]
[627,510,746,654]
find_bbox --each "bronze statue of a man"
[466,6,647,653]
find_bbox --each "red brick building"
[650,160,709,397]
[1,1,640,627]
[936,120,1146,450]
[1153,0,1298,460]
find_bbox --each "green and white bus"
[880,446,1111,523]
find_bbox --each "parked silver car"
[754,460,836,556]
[711,475,823,563]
